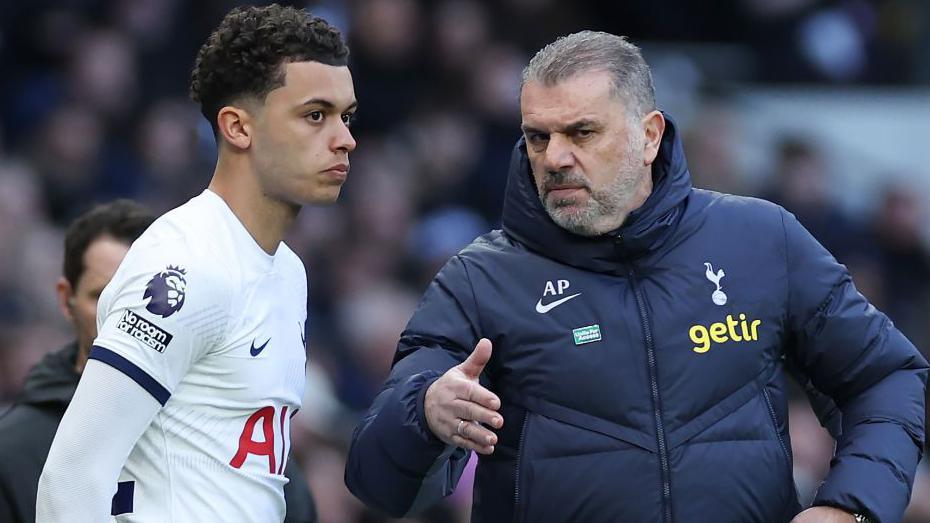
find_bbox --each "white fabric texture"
[36,360,161,522]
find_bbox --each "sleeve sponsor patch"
[117,310,173,353]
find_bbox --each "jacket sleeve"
[780,209,929,523]
[344,255,480,517]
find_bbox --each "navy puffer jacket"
[345,117,927,523]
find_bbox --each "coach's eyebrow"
[562,118,599,132]
[521,119,602,138]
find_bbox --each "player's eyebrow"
[297,98,358,112]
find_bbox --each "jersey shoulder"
[103,194,243,318]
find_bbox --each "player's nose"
[333,120,356,153]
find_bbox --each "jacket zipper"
[761,387,792,468]
[513,411,530,523]
[629,268,673,523]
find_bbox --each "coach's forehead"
[520,70,624,127]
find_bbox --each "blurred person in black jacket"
[761,137,862,263]
[0,199,318,522]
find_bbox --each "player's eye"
[341,112,356,127]
[306,111,324,122]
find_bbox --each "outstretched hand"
[424,338,503,454]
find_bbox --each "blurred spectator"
[866,184,930,352]
[69,28,139,124]
[429,0,490,80]
[866,185,930,447]
[0,200,155,523]
[760,136,863,263]
[0,162,49,321]
[333,283,419,410]
[133,98,211,213]
[682,102,749,195]
[349,0,426,130]
[30,104,108,224]
[409,206,487,287]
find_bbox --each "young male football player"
[37,5,356,521]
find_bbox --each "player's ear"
[217,105,254,150]
[56,276,76,323]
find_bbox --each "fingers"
[451,375,501,411]
[458,338,493,379]
[423,340,503,453]
[450,421,497,455]
[451,399,503,429]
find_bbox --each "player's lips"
[320,163,349,182]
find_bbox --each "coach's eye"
[570,128,595,142]
[306,111,324,122]
[527,133,549,145]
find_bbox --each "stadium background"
[1,0,929,521]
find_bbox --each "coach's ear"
[217,105,253,150]
[56,276,76,324]
[641,110,665,167]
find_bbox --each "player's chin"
[299,185,343,205]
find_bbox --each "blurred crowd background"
[2,0,930,521]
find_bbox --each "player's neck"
[208,156,298,256]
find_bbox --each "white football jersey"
[91,189,307,522]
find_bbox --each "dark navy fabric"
[345,116,928,523]
[89,345,171,405]
[110,480,134,516]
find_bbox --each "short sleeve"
[90,234,232,405]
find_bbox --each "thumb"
[459,338,492,379]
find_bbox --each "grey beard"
[541,169,638,236]
[545,196,608,236]
[536,133,645,237]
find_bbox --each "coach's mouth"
[545,183,588,201]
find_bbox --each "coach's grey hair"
[522,31,656,119]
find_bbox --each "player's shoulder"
[133,191,222,250]
[110,193,242,306]
[274,242,308,299]
[276,243,305,276]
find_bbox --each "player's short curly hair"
[190,4,349,134]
